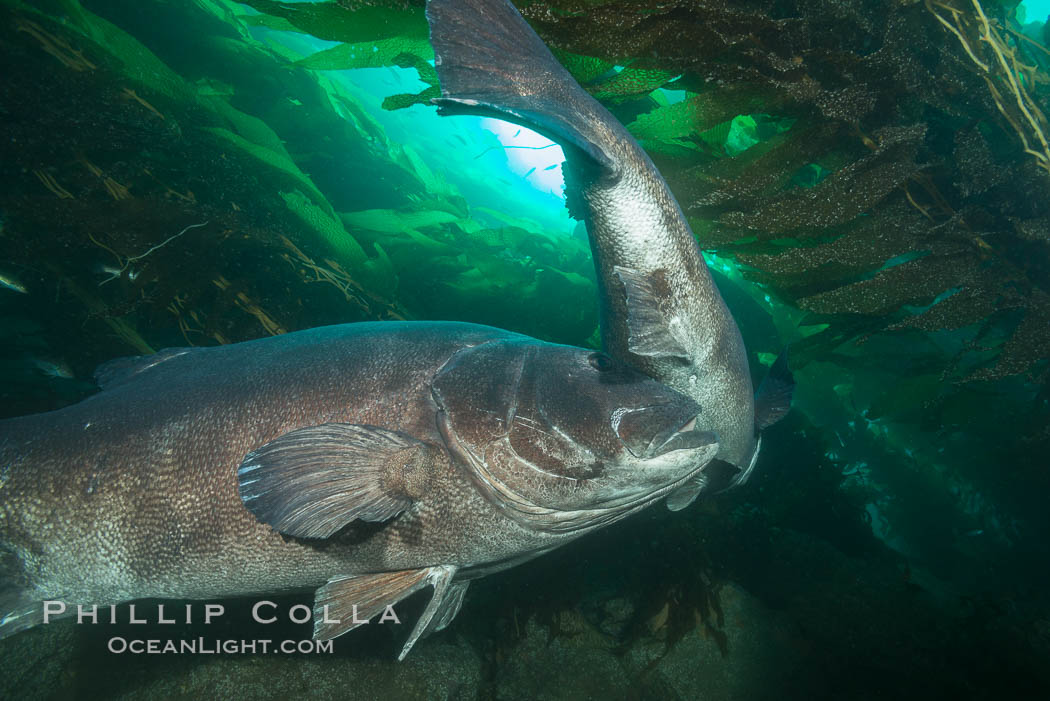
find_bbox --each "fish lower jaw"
[582,449,718,517]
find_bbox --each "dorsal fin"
[93,348,194,391]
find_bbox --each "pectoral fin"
[237,423,438,539]
[666,460,742,511]
[614,266,690,359]
[755,350,795,430]
[313,565,463,660]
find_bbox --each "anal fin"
[312,565,462,660]
[430,581,469,634]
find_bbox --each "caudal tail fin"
[426,0,619,173]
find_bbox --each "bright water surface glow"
[243,22,576,237]
[1019,0,1050,22]
[479,118,566,195]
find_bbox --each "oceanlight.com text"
[106,637,334,654]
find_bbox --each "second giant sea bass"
[427,0,795,509]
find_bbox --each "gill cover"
[432,340,606,515]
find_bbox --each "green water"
[0,0,1049,698]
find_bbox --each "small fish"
[93,262,139,283]
[512,128,521,138]
[0,272,27,294]
[31,357,74,379]
[542,163,558,171]
[93,262,122,277]
[523,166,536,177]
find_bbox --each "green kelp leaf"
[296,36,434,71]
[13,0,193,103]
[281,190,397,294]
[237,1,427,44]
[470,207,550,235]
[194,0,246,29]
[202,127,332,217]
[393,143,453,196]
[696,119,734,155]
[690,113,796,159]
[378,49,440,111]
[551,49,614,84]
[590,67,677,102]
[200,96,287,155]
[790,163,833,188]
[382,85,440,111]
[628,86,771,142]
[330,90,386,143]
[678,128,832,223]
[723,115,795,157]
[397,52,439,87]
[724,116,761,156]
[397,229,458,255]
[237,13,298,33]
[637,137,704,159]
[339,209,460,235]
[194,78,236,98]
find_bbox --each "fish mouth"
[442,402,717,536]
[615,407,706,459]
[647,416,715,458]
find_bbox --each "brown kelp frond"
[15,17,95,71]
[927,0,1050,174]
[516,0,1050,383]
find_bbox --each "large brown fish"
[427,0,794,509]
[0,322,718,658]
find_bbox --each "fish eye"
[588,352,615,372]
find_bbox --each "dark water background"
[1,0,1049,698]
